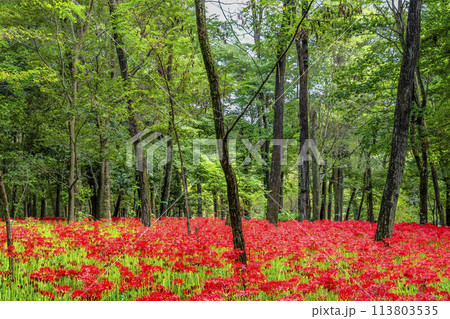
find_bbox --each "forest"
[0,0,449,302]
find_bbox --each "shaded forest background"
[0,0,448,230]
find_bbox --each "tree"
[375,0,423,242]
[296,0,311,222]
[109,0,152,226]
[0,171,14,274]
[195,0,247,264]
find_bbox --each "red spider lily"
[1,217,449,301]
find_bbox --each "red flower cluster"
[0,217,448,300]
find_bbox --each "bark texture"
[375,0,422,241]
[195,0,246,264]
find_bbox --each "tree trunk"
[430,163,445,225]
[356,187,366,221]
[310,110,320,221]
[375,0,422,242]
[445,177,450,227]
[197,181,203,217]
[67,38,79,223]
[345,188,356,220]
[366,153,375,223]
[279,171,284,215]
[109,0,152,226]
[113,192,122,218]
[159,137,173,218]
[333,167,339,221]
[267,41,287,225]
[40,198,46,218]
[98,130,111,220]
[54,183,61,218]
[24,193,28,218]
[296,1,310,222]
[338,168,344,221]
[213,188,219,218]
[97,119,111,220]
[320,176,327,220]
[195,0,246,263]
[68,115,76,222]
[327,176,333,220]
[10,186,16,219]
[0,171,14,273]
[32,194,37,218]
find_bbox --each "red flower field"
[0,217,449,301]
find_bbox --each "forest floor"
[0,217,449,301]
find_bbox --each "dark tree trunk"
[445,177,450,227]
[0,172,14,273]
[430,163,444,225]
[109,0,152,227]
[366,153,375,223]
[10,186,16,219]
[213,188,219,218]
[338,168,344,221]
[195,0,246,264]
[320,176,327,220]
[197,182,203,217]
[345,188,356,220]
[40,198,46,218]
[113,192,122,218]
[279,171,284,215]
[24,194,28,218]
[296,1,310,222]
[159,137,173,218]
[97,123,111,220]
[327,176,333,220]
[55,183,61,218]
[310,110,320,221]
[32,194,37,218]
[333,167,339,221]
[267,47,287,226]
[375,0,422,242]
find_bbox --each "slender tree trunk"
[32,194,37,218]
[279,171,284,214]
[296,1,310,222]
[320,176,327,220]
[10,186,16,219]
[113,192,122,218]
[327,176,333,220]
[213,188,219,218]
[40,198,46,218]
[47,180,55,215]
[109,0,152,226]
[375,0,422,242]
[267,44,287,226]
[195,0,246,263]
[159,137,173,218]
[430,163,445,225]
[23,193,28,218]
[338,168,344,221]
[345,188,356,220]
[366,152,375,222]
[333,167,339,221]
[356,187,366,221]
[68,115,76,222]
[67,37,80,223]
[310,110,320,221]
[0,171,14,273]
[445,177,450,227]
[98,123,111,220]
[55,183,61,218]
[197,182,203,217]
